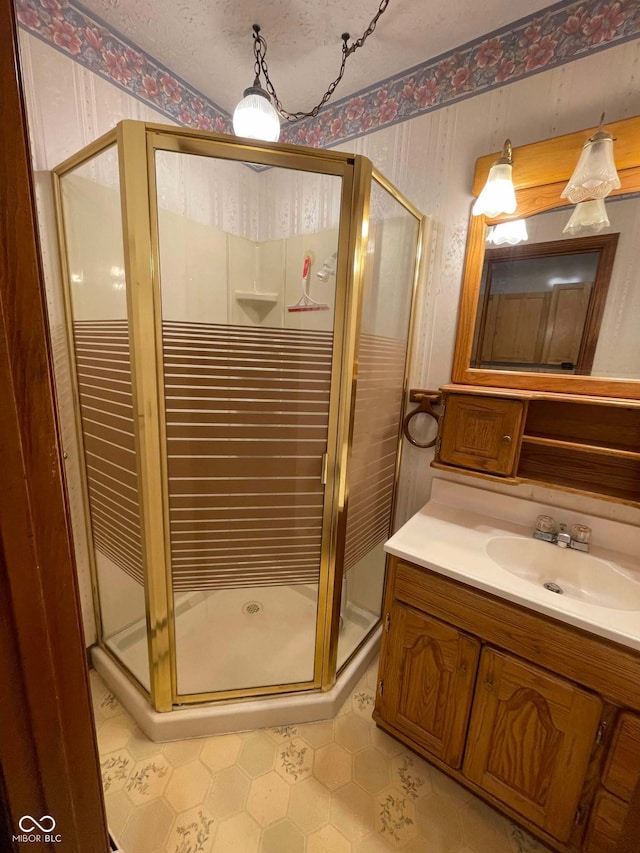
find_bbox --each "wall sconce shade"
[561,115,620,203]
[232,82,281,142]
[487,218,529,245]
[562,199,610,235]
[472,140,517,217]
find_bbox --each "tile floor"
[91,659,549,853]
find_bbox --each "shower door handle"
[321,452,329,485]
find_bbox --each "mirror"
[452,114,640,399]
[472,210,625,376]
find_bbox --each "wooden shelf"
[431,460,520,485]
[434,387,640,507]
[440,383,640,408]
[521,435,640,461]
[517,443,640,504]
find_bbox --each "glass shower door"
[59,145,150,690]
[337,175,421,668]
[152,146,344,698]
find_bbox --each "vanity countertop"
[384,479,640,652]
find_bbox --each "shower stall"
[53,121,424,738]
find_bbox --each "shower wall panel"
[163,321,333,590]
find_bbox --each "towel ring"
[402,390,442,449]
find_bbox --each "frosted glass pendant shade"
[472,163,517,217]
[562,199,610,235]
[487,218,528,245]
[233,84,280,142]
[561,135,620,203]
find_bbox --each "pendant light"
[472,140,517,217]
[232,77,281,142]
[562,199,610,235]
[561,113,620,203]
[234,5,390,143]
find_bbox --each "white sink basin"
[486,536,640,611]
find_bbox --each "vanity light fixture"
[562,198,610,235]
[472,139,517,217]
[233,3,390,142]
[486,218,528,245]
[561,113,621,203]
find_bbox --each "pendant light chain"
[252,0,390,123]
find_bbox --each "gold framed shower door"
[53,121,426,713]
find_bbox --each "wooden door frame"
[0,2,109,850]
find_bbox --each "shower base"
[92,584,381,742]
[102,584,378,695]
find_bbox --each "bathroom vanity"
[374,481,640,852]
[377,116,640,849]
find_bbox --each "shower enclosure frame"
[52,120,425,714]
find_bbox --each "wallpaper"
[16,0,640,149]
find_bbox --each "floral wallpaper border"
[17,0,640,149]
[281,0,640,147]
[16,0,232,133]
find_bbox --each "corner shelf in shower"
[234,290,279,303]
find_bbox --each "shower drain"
[243,601,263,615]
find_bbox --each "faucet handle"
[535,514,556,534]
[534,514,556,542]
[570,523,591,551]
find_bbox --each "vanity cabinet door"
[438,394,524,475]
[602,712,640,802]
[583,790,627,853]
[378,601,480,768]
[462,648,602,842]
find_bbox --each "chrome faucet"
[556,524,571,548]
[533,515,591,552]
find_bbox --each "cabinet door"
[462,648,602,841]
[379,601,480,768]
[439,394,523,475]
[583,790,627,853]
[602,712,640,802]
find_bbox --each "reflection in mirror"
[472,234,616,374]
[471,194,640,379]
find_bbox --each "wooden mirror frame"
[452,114,640,399]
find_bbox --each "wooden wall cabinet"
[433,385,640,506]
[374,557,640,852]
[437,393,524,476]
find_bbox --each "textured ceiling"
[77,0,554,115]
